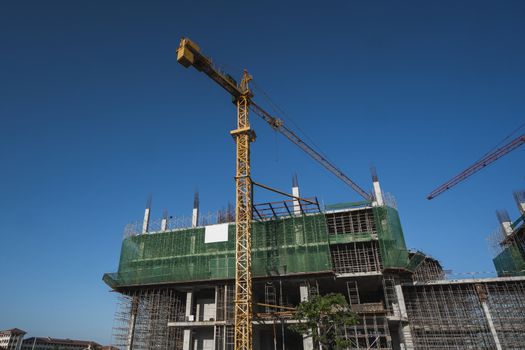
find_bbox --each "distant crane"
[427,132,525,200]
[176,37,370,350]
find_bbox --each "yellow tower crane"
[176,37,371,350]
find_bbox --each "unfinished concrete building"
[103,182,525,350]
[491,190,525,278]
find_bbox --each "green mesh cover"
[493,244,525,277]
[103,214,331,288]
[406,251,426,271]
[373,206,410,270]
[324,201,372,210]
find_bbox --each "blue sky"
[1,0,524,345]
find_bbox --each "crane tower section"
[230,71,255,350]
[176,36,372,350]
[177,38,255,350]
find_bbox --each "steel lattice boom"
[427,133,525,200]
[250,102,371,200]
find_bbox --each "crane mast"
[177,38,254,350]
[230,71,254,350]
[176,37,370,350]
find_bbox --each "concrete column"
[192,191,199,227]
[183,291,193,350]
[502,221,513,236]
[373,181,384,206]
[299,283,309,303]
[161,210,168,232]
[371,168,384,207]
[514,191,525,215]
[299,283,314,350]
[291,174,301,215]
[185,290,193,317]
[394,284,414,350]
[214,286,219,321]
[192,208,199,228]
[127,297,139,350]
[292,187,301,215]
[497,210,513,236]
[481,301,503,350]
[476,284,502,350]
[142,196,152,234]
[394,285,407,318]
[518,203,525,215]
[182,329,191,349]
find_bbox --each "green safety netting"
[406,251,426,272]
[493,244,525,277]
[324,201,372,210]
[103,213,332,288]
[373,206,412,270]
[103,205,417,289]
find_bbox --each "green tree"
[289,293,358,350]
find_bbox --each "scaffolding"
[403,279,525,349]
[102,194,525,350]
[112,289,184,350]
[325,208,376,238]
[326,205,425,273]
[340,316,392,349]
[214,326,234,350]
[325,204,416,273]
[484,280,525,349]
[216,284,235,322]
[330,242,382,274]
[411,255,445,283]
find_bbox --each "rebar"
[403,280,525,349]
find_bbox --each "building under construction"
[103,179,525,350]
[491,191,525,279]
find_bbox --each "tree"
[289,293,358,350]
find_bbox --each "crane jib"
[249,102,372,201]
[427,133,525,200]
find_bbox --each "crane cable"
[476,120,525,162]
[250,80,336,165]
[201,56,336,166]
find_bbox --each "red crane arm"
[427,133,525,200]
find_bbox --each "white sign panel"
[204,223,229,243]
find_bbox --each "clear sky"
[1,0,524,345]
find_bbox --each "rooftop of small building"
[0,328,26,335]
[22,337,101,347]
